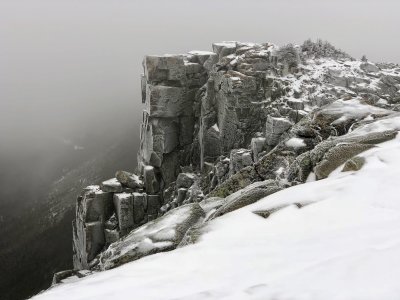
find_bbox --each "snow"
[213,41,236,48]
[285,137,306,148]
[306,172,316,182]
[101,178,121,187]
[188,50,214,55]
[320,99,392,121]
[211,123,219,133]
[33,132,400,300]
[144,165,154,172]
[347,114,400,137]
[84,185,101,194]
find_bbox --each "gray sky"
[1,0,399,153]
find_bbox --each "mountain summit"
[33,40,400,300]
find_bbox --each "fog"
[1,0,400,208]
[1,0,400,155]
[1,1,400,298]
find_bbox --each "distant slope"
[0,135,137,300]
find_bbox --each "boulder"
[265,116,293,146]
[52,270,75,285]
[209,166,262,198]
[176,173,195,189]
[360,62,380,73]
[314,130,398,179]
[99,203,205,270]
[212,180,281,218]
[212,42,237,59]
[100,178,123,193]
[251,137,266,163]
[52,270,91,285]
[199,197,225,215]
[312,99,393,136]
[229,149,253,175]
[115,171,144,189]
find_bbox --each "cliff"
[45,40,400,287]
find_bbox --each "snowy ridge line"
[32,40,400,299]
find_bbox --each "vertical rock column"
[73,186,113,270]
[199,42,280,166]
[138,53,212,198]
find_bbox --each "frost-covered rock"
[100,178,123,193]
[52,269,91,286]
[35,135,400,300]
[209,166,262,198]
[73,186,114,270]
[212,180,281,218]
[143,166,159,194]
[99,203,205,270]
[115,170,143,189]
[199,197,225,215]
[313,99,394,136]
[360,61,380,73]
[265,116,293,146]
[113,193,134,235]
[63,39,400,286]
[229,148,253,175]
[176,173,195,189]
[314,143,374,179]
[251,137,266,163]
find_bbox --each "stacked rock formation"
[68,40,400,276]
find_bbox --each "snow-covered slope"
[33,132,400,300]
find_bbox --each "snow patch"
[285,137,306,148]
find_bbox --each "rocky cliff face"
[58,40,400,282]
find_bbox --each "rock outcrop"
[63,40,400,281]
[99,203,205,270]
